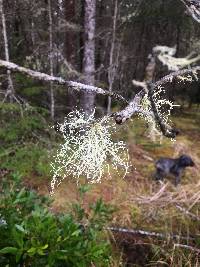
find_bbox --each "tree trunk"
[0,0,15,102]
[80,0,96,115]
[48,0,55,120]
[64,0,77,110]
[64,0,77,65]
[107,0,118,114]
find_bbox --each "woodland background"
[0,0,200,266]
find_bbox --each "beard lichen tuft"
[138,86,179,142]
[50,110,130,194]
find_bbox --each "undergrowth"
[1,103,200,266]
[0,173,115,267]
[0,103,54,177]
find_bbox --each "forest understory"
[1,103,200,266]
[1,0,200,265]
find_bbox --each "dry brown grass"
[49,112,200,265]
[51,120,200,227]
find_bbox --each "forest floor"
[26,109,200,265]
[1,105,200,266]
[51,110,200,223]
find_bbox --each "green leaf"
[27,247,36,254]
[13,197,28,204]
[15,188,26,199]
[15,224,26,233]
[72,229,81,237]
[41,244,48,249]
[16,250,23,262]
[0,247,18,254]
[37,249,45,256]
[12,228,24,248]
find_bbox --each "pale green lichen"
[138,86,179,142]
[50,110,130,194]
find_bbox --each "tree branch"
[112,89,146,124]
[174,243,200,254]
[0,59,128,104]
[0,59,200,139]
[132,80,179,138]
[176,205,200,221]
[154,66,200,88]
[147,82,179,138]
[180,0,200,23]
[107,226,195,241]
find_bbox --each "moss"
[0,103,54,178]
[20,86,46,97]
[1,145,51,177]
[0,103,50,147]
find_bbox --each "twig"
[132,80,148,91]
[176,205,200,221]
[174,243,200,254]
[132,80,178,138]
[147,82,178,138]
[107,226,195,241]
[154,66,200,88]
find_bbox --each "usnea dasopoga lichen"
[50,110,130,194]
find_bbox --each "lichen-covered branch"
[154,66,200,87]
[0,59,200,139]
[113,89,146,124]
[147,83,179,138]
[153,45,200,71]
[180,0,200,23]
[0,59,128,104]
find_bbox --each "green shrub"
[0,174,114,267]
[0,103,49,147]
[1,145,51,177]
[0,103,55,177]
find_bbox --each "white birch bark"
[80,0,96,115]
[48,0,55,120]
[0,0,14,101]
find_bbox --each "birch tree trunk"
[107,0,118,114]
[80,0,96,115]
[48,0,55,120]
[0,0,15,102]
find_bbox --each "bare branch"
[107,226,195,241]
[132,80,148,91]
[176,205,200,221]
[174,243,200,254]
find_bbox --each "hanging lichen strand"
[138,86,179,141]
[50,110,130,194]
